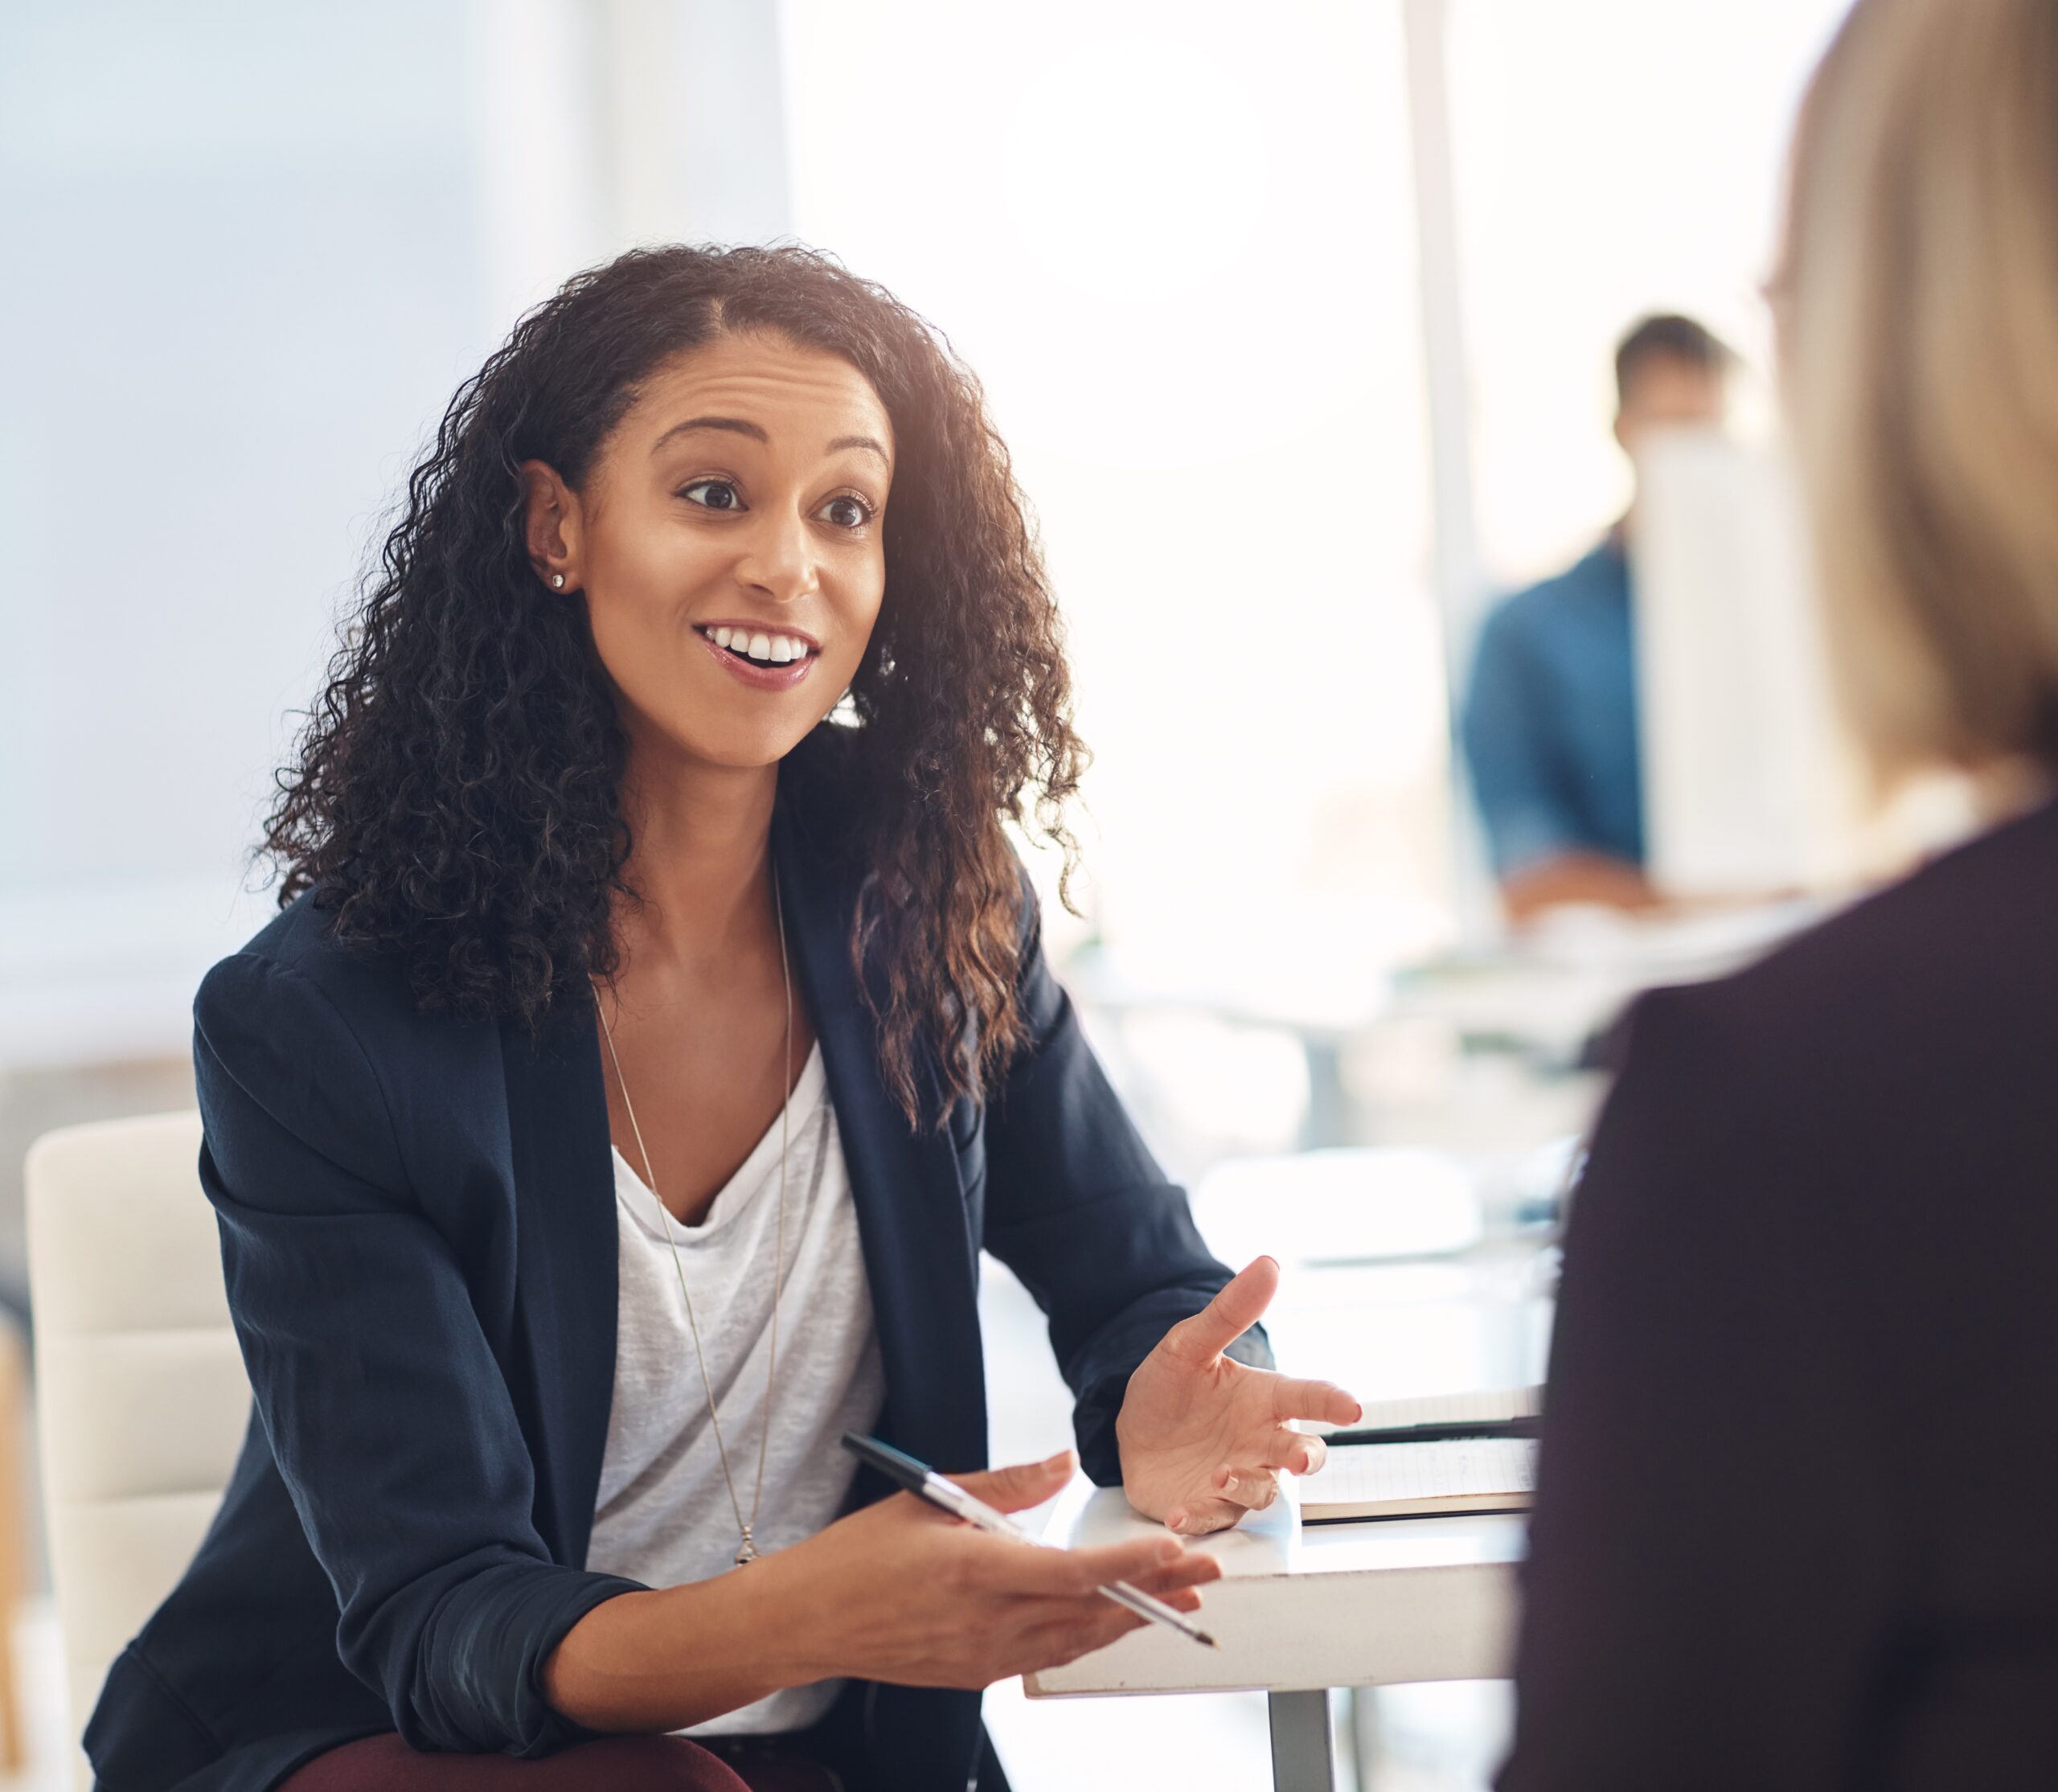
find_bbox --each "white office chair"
[25,1113,253,1790]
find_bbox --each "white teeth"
[707,625,810,664]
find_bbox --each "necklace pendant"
[735,1529,760,1567]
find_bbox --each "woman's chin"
[650,719,815,777]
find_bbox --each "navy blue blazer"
[85,806,1259,1792]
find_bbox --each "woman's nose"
[733,506,818,604]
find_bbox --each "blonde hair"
[1779,0,2058,777]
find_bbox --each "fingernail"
[1157,1538,1183,1562]
[1165,1509,1186,1532]
[1043,1448,1076,1470]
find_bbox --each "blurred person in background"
[1462,314,1733,923]
[86,247,1362,1792]
[1502,1,2058,1786]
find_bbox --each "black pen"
[841,1433,1220,1650]
[1323,1416,1542,1449]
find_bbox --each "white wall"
[0,0,790,1068]
[1,2,490,1063]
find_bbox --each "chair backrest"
[24,1113,252,1785]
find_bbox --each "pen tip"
[1200,1631,1221,1649]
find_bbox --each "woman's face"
[525,330,895,773]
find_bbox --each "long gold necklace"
[591,877,792,1568]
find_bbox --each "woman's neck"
[613,745,781,972]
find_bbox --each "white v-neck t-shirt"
[584,1042,886,1737]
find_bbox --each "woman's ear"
[519,460,584,593]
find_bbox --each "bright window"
[785,0,1457,998]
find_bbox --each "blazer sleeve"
[1498,985,1899,1792]
[193,951,644,1757]
[979,881,1273,1486]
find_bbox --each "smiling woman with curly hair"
[86,246,1359,1792]
[267,246,1077,1129]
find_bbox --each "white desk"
[1025,1478,1523,1792]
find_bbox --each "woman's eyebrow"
[649,417,888,466]
[827,434,891,465]
[650,416,767,456]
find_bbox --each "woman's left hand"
[1116,1257,1363,1535]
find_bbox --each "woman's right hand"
[768,1448,1223,1689]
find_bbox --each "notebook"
[1298,1386,1541,1523]
[1327,1385,1540,1429]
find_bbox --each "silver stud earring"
[551,573,566,589]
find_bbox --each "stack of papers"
[1299,1386,1540,1522]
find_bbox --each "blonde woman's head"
[1777,0,2058,778]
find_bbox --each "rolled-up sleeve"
[978,880,1271,1486]
[194,953,643,1757]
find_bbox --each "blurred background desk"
[1066,898,1818,1194]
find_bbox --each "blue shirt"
[1461,539,1644,874]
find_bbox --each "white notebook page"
[1302,1437,1537,1511]
[1341,1386,1542,1430]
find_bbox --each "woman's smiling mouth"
[693,621,821,689]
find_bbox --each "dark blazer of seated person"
[1501,791,2058,1789]
[84,801,1265,1792]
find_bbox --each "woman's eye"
[678,478,743,511]
[820,494,872,529]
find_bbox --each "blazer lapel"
[498,997,618,1568]
[774,810,989,1474]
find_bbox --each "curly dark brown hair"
[263,244,1086,1129]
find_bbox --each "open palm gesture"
[1116,1257,1363,1535]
